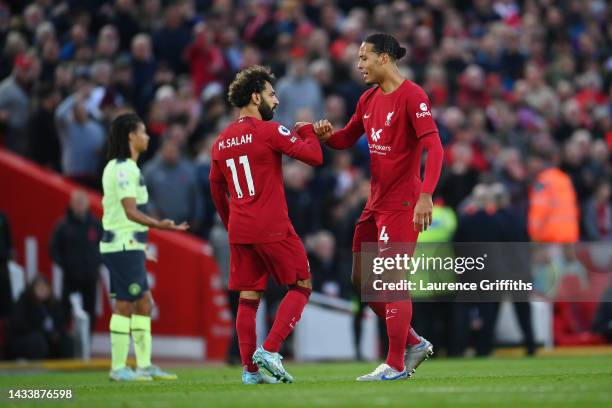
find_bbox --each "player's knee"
[239,290,262,300]
[296,279,312,290]
[289,283,312,299]
[114,300,133,316]
[134,292,153,316]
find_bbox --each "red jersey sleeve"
[418,133,444,194]
[407,86,438,138]
[209,158,230,229]
[264,122,323,166]
[326,97,365,149]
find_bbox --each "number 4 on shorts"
[379,226,389,244]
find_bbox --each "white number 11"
[226,155,255,198]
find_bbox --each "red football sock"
[263,286,311,353]
[385,300,412,372]
[370,301,420,346]
[237,298,260,373]
[407,326,422,346]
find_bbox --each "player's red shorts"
[229,233,311,291]
[352,208,420,254]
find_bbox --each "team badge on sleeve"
[117,169,129,189]
[278,125,291,136]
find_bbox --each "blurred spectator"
[27,83,61,171]
[0,53,38,154]
[208,216,240,364]
[39,38,60,83]
[107,0,141,52]
[440,142,480,209]
[451,184,506,357]
[492,183,536,355]
[153,4,191,74]
[411,200,457,356]
[0,212,13,320]
[527,149,579,243]
[58,24,88,62]
[50,190,102,334]
[185,22,225,95]
[143,138,203,229]
[274,56,324,127]
[8,275,73,360]
[0,31,28,79]
[194,135,219,239]
[131,33,157,116]
[95,25,120,60]
[306,230,341,296]
[323,95,347,129]
[592,282,612,343]
[55,85,106,190]
[583,182,612,241]
[284,160,319,237]
[190,82,226,152]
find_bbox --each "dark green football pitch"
[1,356,611,407]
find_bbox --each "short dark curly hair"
[365,33,406,60]
[227,65,276,108]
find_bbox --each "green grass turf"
[1,356,611,408]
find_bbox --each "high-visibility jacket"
[528,167,579,242]
[411,205,458,298]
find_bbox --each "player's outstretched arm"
[268,122,323,166]
[121,197,189,231]
[316,112,364,150]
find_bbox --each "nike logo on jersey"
[363,113,371,119]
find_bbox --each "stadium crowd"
[0,0,611,358]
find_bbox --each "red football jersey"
[327,80,440,211]
[210,117,322,244]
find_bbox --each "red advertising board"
[0,149,231,360]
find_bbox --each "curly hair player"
[209,66,323,384]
